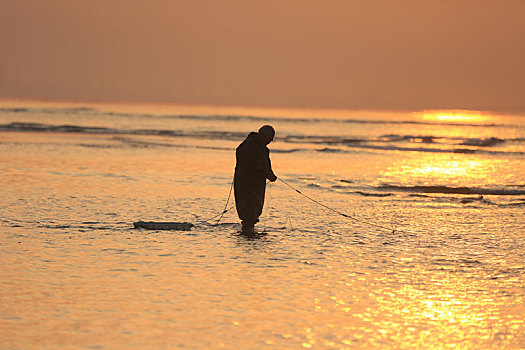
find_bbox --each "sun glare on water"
[416,110,495,124]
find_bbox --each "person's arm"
[265,151,277,182]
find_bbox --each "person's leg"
[235,180,267,232]
[242,187,265,233]
[253,186,266,221]
[241,195,259,232]
[235,181,257,232]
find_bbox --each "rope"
[198,179,269,226]
[278,178,410,234]
[200,176,414,234]
[195,177,235,226]
[199,203,236,226]
[215,178,234,225]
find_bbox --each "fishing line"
[198,203,236,226]
[198,179,270,226]
[195,177,235,226]
[202,176,411,233]
[278,177,412,234]
[214,178,234,225]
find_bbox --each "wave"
[499,201,525,207]
[0,106,514,128]
[270,148,305,153]
[274,146,523,156]
[378,185,525,196]
[318,144,477,154]
[461,137,505,147]
[0,107,96,115]
[2,122,524,156]
[4,122,520,147]
[287,134,524,148]
[156,114,507,128]
[286,133,525,155]
[111,137,233,151]
[0,122,247,140]
[316,145,524,156]
[331,181,525,205]
[1,122,119,134]
[354,191,394,197]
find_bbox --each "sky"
[0,0,524,112]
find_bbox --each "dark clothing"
[234,132,275,228]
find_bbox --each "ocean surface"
[1,101,524,349]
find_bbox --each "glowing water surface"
[0,102,523,349]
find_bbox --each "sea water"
[1,101,524,349]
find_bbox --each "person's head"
[257,125,275,145]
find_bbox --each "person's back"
[235,132,269,185]
[234,126,277,233]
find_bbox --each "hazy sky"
[1,0,524,112]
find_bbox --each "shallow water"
[1,101,524,349]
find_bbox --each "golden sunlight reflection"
[409,159,485,179]
[366,271,524,348]
[378,153,509,187]
[416,110,495,124]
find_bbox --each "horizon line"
[0,96,523,117]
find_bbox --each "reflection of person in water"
[234,125,277,233]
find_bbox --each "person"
[234,125,277,233]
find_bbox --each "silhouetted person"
[234,125,277,233]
